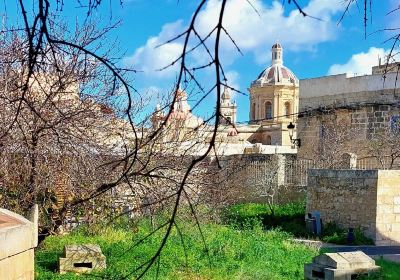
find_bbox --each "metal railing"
[357,156,400,170]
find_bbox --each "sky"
[3,0,399,122]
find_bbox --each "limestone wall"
[0,250,35,280]
[297,104,400,159]
[300,72,399,100]
[376,170,400,245]
[307,169,400,245]
[0,207,38,280]
[307,169,378,239]
[297,71,400,159]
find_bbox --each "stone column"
[274,92,279,121]
[276,154,286,186]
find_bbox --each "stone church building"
[151,43,300,156]
[151,43,399,159]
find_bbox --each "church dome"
[251,65,298,86]
[251,43,299,87]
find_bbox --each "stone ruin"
[59,244,106,274]
[304,251,380,280]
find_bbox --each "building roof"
[251,43,299,87]
[272,43,282,49]
[252,64,298,86]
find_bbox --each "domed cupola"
[251,43,299,87]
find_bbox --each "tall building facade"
[246,43,299,146]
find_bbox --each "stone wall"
[299,72,399,100]
[0,206,38,280]
[297,104,400,159]
[375,170,400,245]
[220,154,305,205]
[299,89,400,112]
[297,70,400,159]
[307,169,400,245]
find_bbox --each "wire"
[230,100,400,126]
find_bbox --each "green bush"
[222,202,308,237]
[321,222,374,245]
[223,202,374,245]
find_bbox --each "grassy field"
[35,203,400,279]
[223,202,374,245]
[374,259,400,279]
[36,221,317,279]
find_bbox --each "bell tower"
[220,86,237,125]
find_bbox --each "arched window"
[284,102,291,117]
[265,101,273,120]
[252,103,256,120]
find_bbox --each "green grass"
[376,259,400,279]
[35,219,317,279]
[321,222,374,245]
[35,202,400,279]
[222,202,308,237]
[358,258,400,280]
[223,202,374,245]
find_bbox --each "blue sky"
[3,0,399,122]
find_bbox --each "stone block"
[377,214,396,223]
[0,207,38,280]
[391,223,400,232]
[0,249,34,280]
[304,251,380,280]
[0,209,36,260]
[377,195,392,204]
[377,187,394,196]
[376,205,393,214]
[394,206,400,214]
[376,222,392,233]
[59,244,106,274]
[394,197,400,205]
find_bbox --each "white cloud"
[123,20,185,78]
[195,0,344,64]
[225,70,240,90]
[125,0,344,80]
[328,47,388,76]
[223,70,240,99]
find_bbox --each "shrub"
[321,222,374,245]
[222,201,308,237]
